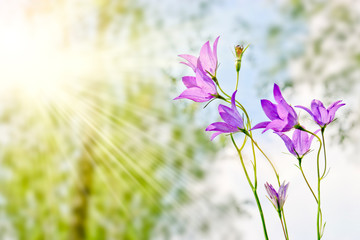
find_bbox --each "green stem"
[279,211,288,240]
[212,76,231,99]
[247,135,280,186]
[299,164,318,202]
[320,129,327,179]
[230,135,269,240]
[297,127,322,239]
[235,69,240,90]
[281,209,290,239]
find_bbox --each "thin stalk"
[279,212,289,240]
[281,210,289,239]
[297,127,323,239]
[320,129,327,179]
[230,134,269,240]
[212,76,231,99]
[299,164,318,202]
[247,135,280,185]
[235,69,240,90]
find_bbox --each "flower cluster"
[174,36,345,240]
[174,37,220,102]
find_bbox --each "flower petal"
[328,102,345,122]
[261,99,279,120]
[195,68,217,95]
[219,105,243,129]
[174,87,213,102]
[199,41,214,74]
[328,100,343,110]
[212,36,220,66]
[205,122,238,133]
[273,84,285,104]
[251,121,270,131]
[209,131,223,141]
[178,54,197,72]
[295,105,315,119]
[182,76,197,88]
[276,132,296,156]
[264,119,288,132]
[292,129,309,156]
[311,100,325,122]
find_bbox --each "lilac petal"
[295,105,315,119]
[273,84,285,104]
[231,90,238,111]
[195,68,217,95]
[261,99,279,120]
[265,183,279,207]
[292,129,309,156]
[179,54,198,72]
[328,100,343,110]
[212,36,220,66]
[251,121,270,131]
[319,107,330,125]
[278,183,289,208]
[276,132,296,156]
[286,112,298,128]
[199,39,217,75]
[182,76,197,88]
[328,102,345,122]
[210,131,222,141]
[174,88,213,102]
[311,100,324,121]
[218,105,244,129]
[199,41,214,73]
[205,122,238,133]
[276,101,289,120]
[264,119,288,132]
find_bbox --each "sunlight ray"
[42,91,128,212]
[47,88,168,203]
[65,90,188,182]
[68,82,202,165]
[62,84,214,210]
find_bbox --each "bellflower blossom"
[174,65,217,102]
[205,91,245,140]
[265,182,289,212]
[179,36,219,76]
[252,84,298,133]
[276,129,320,160]
[295,99,345,128]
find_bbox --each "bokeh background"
[0,0,359,239]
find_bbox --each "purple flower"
[252,84,298,133]
[205,91,245,140]
[174,66,217,102]
[295,99,345,127]
[265,182,289,211]
[276,129,320,159]
[179,36,219,76]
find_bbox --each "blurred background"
[0,0,359,239]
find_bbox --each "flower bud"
[235,45,244,58]
[235,45,244,72]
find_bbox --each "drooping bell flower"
[295,99,345,128]
[276,129,320,160]
[205,90,245,140]
[252,84,298,133]
[265,182,289,212]
[174,65,217,102]
[179,36,219,76]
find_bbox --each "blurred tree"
[258,0,357,145]
[0,0,246,239]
